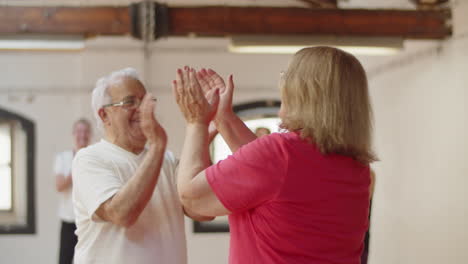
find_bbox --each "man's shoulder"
[74,141,108,161]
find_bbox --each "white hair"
[91,67,142,132]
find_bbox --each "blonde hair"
[280,46,377,164]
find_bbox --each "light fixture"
[229,35,403,56]
[0,34,84,51]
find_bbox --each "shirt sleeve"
[72,151,122,221]
[163,150,179,190]
[206,133,288,214]
[53,152,63,175]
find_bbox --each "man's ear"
[98,108,109,125]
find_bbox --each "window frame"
[0,108,36,234]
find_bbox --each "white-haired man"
[72,68,212,264]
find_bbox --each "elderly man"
[72,68,211,264]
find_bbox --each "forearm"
[56,174,72,192]
[104,144,166,227]
[215,112,257,153]
[178,123,211,206]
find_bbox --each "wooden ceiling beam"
[168,7,452,40]
[0,6,130,36]
[409,0,450,9]
[296,0,338,9]
[0,5,452,40]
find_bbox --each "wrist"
[214,111,236,126]
[147,140,167,152]
[187,122,209,130]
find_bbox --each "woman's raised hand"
[196,69,234,122]
[173,66,220,125]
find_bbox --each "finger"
[176,69,184,87]
[175,69,186,101]
[200,68,216,92]
[210,89,220,116]
[182,68,193,107]
[140,93,155,120]
[182,66,190,92]
[188,68,197,99]
[197,70,211,94]
[227,74,235,95]
[189,68,204,100]
[207,68,226,92]
[172,80,180,104]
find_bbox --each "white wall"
[368,2,468,263]
[1,2,468,263]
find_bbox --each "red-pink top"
[206,131,370,264]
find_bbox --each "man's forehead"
[108,77,146,98]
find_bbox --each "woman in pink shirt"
[173,46,377,264]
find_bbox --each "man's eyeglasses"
[102,97,157,110]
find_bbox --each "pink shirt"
[206,132,370,264]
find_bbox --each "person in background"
[254,127,271,138]
[173,46,377,263]
[54,118,92,264]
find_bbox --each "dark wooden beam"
[0,5,452,40]
[168,7,452,39]
[409,0,450,10]
[0,6,130,36]
[296,0,338,9]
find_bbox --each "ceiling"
[0,0,417,9]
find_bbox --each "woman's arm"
[197,69,257,152]
[173,67,231,217]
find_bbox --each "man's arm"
[95,94,167,228]
[56,174,72,192]
[95,144,166,227]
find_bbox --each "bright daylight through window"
[0,123,12,211]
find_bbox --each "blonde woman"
[173,46,376,264]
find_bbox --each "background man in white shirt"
[54,118,91,264]
[72,68,212,264]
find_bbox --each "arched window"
[194,100,281,233]
[0,108,36,234]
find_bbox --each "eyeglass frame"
[102,96,157,110]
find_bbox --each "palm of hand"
[140,94,166,143]
[197,69,233,119]
[174,68,219,125]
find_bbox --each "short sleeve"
[206,133,288,213]
[72,151,122,221]
[164,150,179,175]
[53,152,63,175]
[162,150,179,190]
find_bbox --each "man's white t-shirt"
[54,150,75,223]
[72,139,187,264]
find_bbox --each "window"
[0,122,13,211]
[194,100,281,233]
[0,108,36,234]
